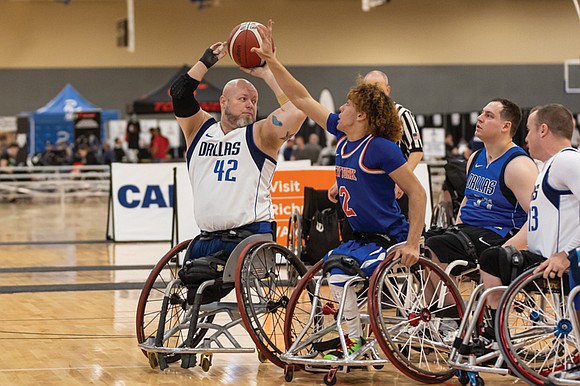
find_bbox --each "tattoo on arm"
[272,115,283,127]
[279,131,292,141]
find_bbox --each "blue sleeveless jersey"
[327,113,409,242]
[460,146,528,237]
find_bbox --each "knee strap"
[484,245,524,285]
[322,254,366,278]
[447,226,478,262]
[504,245,524,283]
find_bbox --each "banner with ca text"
[110,162,198,242]
[109,162,431,244]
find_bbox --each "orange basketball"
[227,21,270,68]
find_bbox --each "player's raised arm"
[170,42,227,147]
[240,64,306,158]
[252,20,331,130]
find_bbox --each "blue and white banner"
[110,162,198,242]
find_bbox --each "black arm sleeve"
[170,74,201,118]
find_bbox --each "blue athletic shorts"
[324,239,389,286]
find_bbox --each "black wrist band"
[199,48,218,69]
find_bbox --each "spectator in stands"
[113,137,126,162]
[34,142,57,166]
[102,141,116,165]
[150,127,170,162]
[72,143,100,167]
[125,113,141,162]
[282,137,295,161]
[0,143,21,173]
[445,132,459,159]
[463,134,484,159]
[299,133,322,165]
[317,138,337,166]
[290,135,306,161]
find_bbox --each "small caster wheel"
[284,365,294,382]
[324,369,337,386]
[201,355,212,372]
[474,376,485,386]
[258,350,268,363]
[373,365,384,370]
[147,352,159,369]
[457,370,469,385]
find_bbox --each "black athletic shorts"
[479,248,545,286]
[425,224,508,264]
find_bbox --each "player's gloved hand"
[199,41,227,69]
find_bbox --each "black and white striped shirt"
[395,103,423,160]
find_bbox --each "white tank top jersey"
[527,148,580,257]
[185,118,277,232]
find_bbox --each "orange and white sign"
[271,166,336,245]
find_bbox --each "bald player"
[169,41,306,295]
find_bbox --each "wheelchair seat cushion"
[179,250,229,285]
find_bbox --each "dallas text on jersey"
[198,141,241,157]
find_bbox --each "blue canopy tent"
[29,84,119,154]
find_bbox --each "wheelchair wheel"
[286,210,303,287]
[287,209,303,258]
[236,241,308,368]
[283,260,324,367]
[135,239,214,362]
[496,268,578,385]
[283,260,372,368]
[368,256,465,383]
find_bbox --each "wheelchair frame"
[136,234,308,371]
[547,285,580,385]
[282,240,466,385]
[448,266,578,386]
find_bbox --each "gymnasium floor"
[0,198,515,385]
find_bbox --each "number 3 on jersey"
[214,159,238,182]
[528,206,538,232]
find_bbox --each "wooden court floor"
[0,199,516,385]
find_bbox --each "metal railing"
[0,160,448,204]
[0,165,110,202]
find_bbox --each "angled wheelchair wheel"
[286,210,303,287]
[287,209,303,258]
[135,239,214,363]
[368,256,465,383]
[282,259,373,369]
[283,260,324,368]
[235,241,307,368]
[496,268,578,385]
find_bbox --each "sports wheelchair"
[547,285,580,385]
[135,232,308,371]
[448,265,578,386]
[282,239,467,385]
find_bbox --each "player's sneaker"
[323,337,363,360]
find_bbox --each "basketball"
[227,21,269,68]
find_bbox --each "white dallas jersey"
[528,148,580,257]
[186,118,276,232]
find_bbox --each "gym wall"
[1,0,579,116]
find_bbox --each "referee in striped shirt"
[364,70,424,217]
[328,70,424,219]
